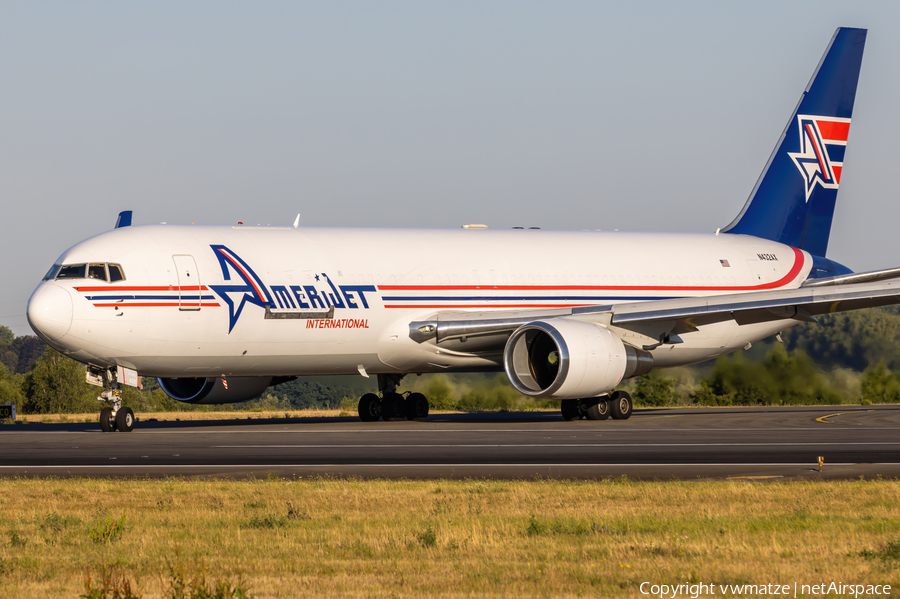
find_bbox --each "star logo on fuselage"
[208,245,273,333]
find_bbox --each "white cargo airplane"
[26,28,900,431]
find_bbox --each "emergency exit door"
[173,255,201,311]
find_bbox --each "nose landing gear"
[96,387,135,432]
[88,367,137,433]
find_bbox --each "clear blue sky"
[2,1,899,335]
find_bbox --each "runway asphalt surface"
[1,405,899,480]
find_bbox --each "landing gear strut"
[355,374,430,422]
[89,368,136,433]
[560,391,630,421]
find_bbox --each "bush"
[696,345,842,406]
[416,525,437,547]
[633,371,678,407]
[690,381,733,406]
[23,348,98,414]
[860,362,900,403]
[89,515,126,544]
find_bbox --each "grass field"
[7,409,482,424]
[9,410,351,424]
[0,477,898,598]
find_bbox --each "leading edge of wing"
[409,278,900,345]
[592,278,900,326]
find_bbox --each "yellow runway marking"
[726,476,784,480]
[816,410,873,424]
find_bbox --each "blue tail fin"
[722,27,866,257]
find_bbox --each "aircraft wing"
[408,275,900,350]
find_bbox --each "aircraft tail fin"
[722,27,866,257]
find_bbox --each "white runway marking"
[213,442,900,448]
[3,426,899,435]
[0,463,894,469]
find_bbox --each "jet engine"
[157,376,274,404]
[503,319,652,399]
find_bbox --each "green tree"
[0,325,14,344]
[0,362,25,409]
[633,371,678,407]
[11,336,46,373]
[456,374,521,411]
[22,348,97,414]
[422,375,456,410]
[859,362,900,403]
[699,344,841,406]
[785,307,900,371]
[690,381,733,406]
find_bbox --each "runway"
[1,405,899,479]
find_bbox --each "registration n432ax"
[26,27,900,431]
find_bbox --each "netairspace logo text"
[640,581,891,598]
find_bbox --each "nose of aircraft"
[27,283,73,342]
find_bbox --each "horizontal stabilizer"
[800,266,900,288]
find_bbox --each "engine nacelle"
[503,319,652,399]
[157,376,274,404]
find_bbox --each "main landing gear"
[560,390,633,421]
[358,374,430,422]
[96,382,135,433]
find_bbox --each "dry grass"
[10,409,477,424]
[11,410,344,423]
[0,477,898,598]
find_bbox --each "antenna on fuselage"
[293,213,300,229]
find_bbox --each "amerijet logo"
[787,115,850,201]
[208,245,377,333]
[209,245,274,333]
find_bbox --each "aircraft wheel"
[116,407,135,432]
[610,391,633,420]
[405,393,429,421]
[381,392,406,421]
[99,407,116,432]
[358,393,381,422]
[585,398,610,421]
[560,399,579,421]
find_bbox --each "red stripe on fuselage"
[91,302,220,307]
[385,304,593,309]
[74,285,208,292]
[379,247,805,293]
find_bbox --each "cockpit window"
[52,262,125,282]
[108,264,125,282]
[42,265,61,280]
[88,263,108,281]
[56,264,86,279]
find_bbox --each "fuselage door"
[173,255,201,311]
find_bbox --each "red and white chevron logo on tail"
[788,115,850,201]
